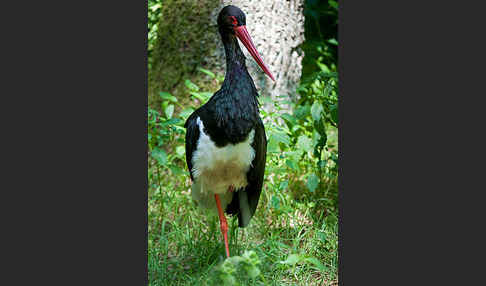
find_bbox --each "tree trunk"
[149,0,305,109]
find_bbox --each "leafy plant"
[209,251,265,285]
[262,63,338,200]
[147,92,185,189]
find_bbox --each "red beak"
[234,25,275,82]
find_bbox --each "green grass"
[148,131,338,286]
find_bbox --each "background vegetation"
[148,0,338,285]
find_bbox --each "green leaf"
[325,213,338,226]
[328,38,338,46]
[219,272,236,286]
[271,195,280,210]
[179,108,194,119]
[175,145,185,157]
[330,152,338,162]
[288,150,302,162]
[281,254,302,265]
[294,104,311,120]
[267,136,280,153]
[328,0,338,10]
[323,82,333,98]
[311,101,324,121]
[151,148,167,165]
[330,104,338,124]
[172,125,186,132]
[199,92,213,99]
[198,68,215,78]
[285,159,298,170]
[313,130,321,148]
[297,135,313,153]
[184,79,199,91]
[246,268,260,279]
[159,92,177,103]
[319,159,328,170]
[291,125,302,133]
[317,62,330,73]
[169,165,183,176]
[307,173,319,192]
[317,231,327,243]
[246,265,260,279]
[314,118,327,140]
[271,132,290,146]
[259,95,273,105]
[281,113,297,128]
[190,92,211,102]
[305,257,328,273]
[149,3,161,12]
[275,241,291,250]
[161,117,181,126]
[296,86,308,95]
[164,104,174,119]
[313,129,327,157]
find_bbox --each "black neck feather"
[204,33,260,145]
[220,35,253,93]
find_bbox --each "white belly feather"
[191,117,255,209]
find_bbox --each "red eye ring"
[228,16,238,26]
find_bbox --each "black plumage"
[184,5,269,228]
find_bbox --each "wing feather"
[184,112,200,181]
[226,118,267,227]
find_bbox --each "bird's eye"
[228,16,238,26]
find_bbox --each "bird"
[184,5,274,258]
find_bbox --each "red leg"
[214,194,230,258]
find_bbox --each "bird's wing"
[184,112,200,181]
[226,117,267,227]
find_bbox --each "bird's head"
[217,5,275,82]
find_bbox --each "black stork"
[184,5,274,258]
